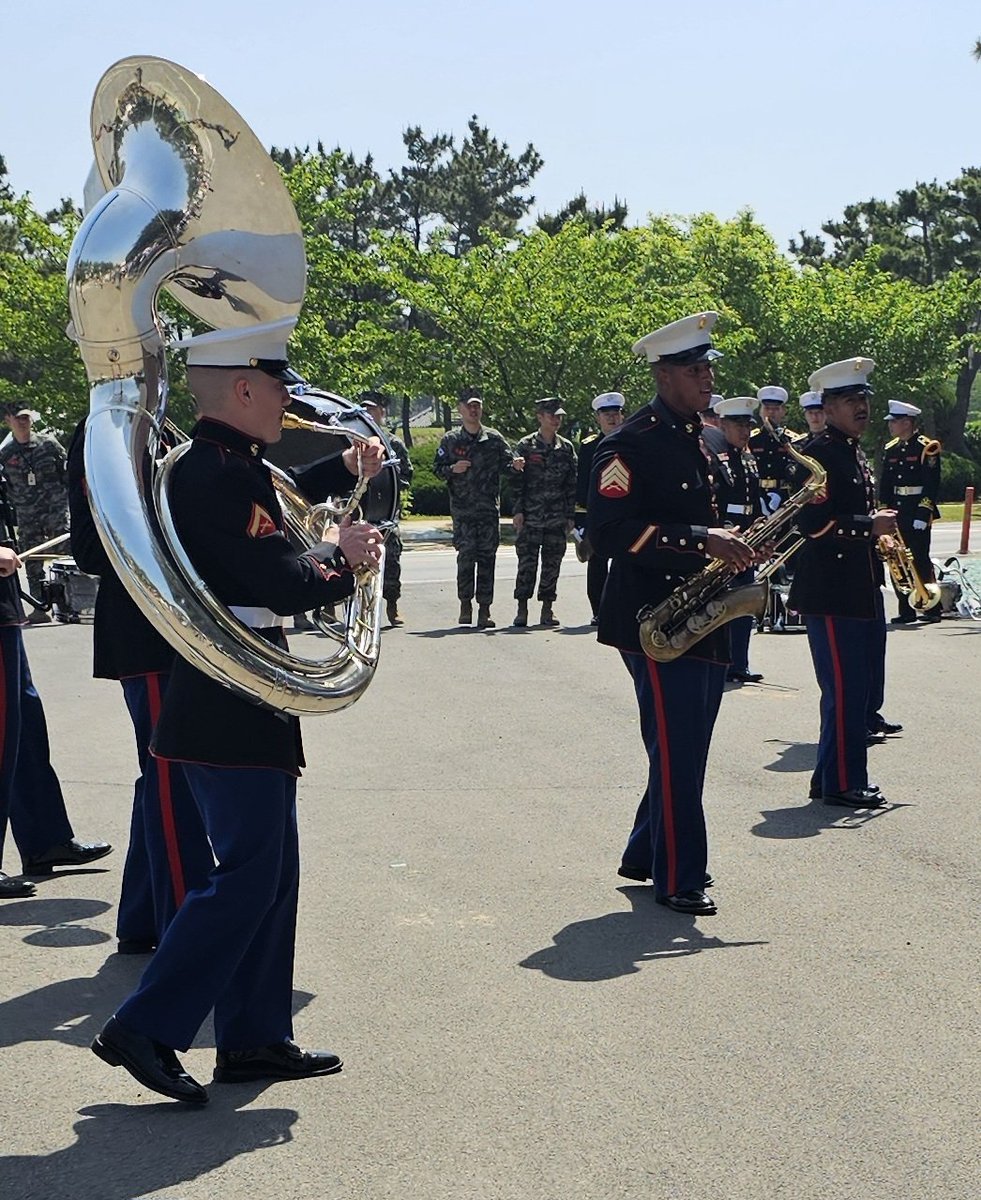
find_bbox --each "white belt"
[726,503,752,515]
[894,486,923,496]
[229,605,287,629]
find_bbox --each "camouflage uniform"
[511,431,577,602]
[433,425,517,604]
[0,431,69,598]
[383,432,414,602]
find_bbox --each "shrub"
[939,452,978,502]
[405,438,450,516]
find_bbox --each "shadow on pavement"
[0,950,315,1052]
[0,896,113,948]
[762,740,819,774]
[0,1092,299,1200]
[752,797,910,840]
[519,886,767,982]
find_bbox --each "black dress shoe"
[619,865,714,888]
[811,782,880,800]
[117,938,157,955]
[213,1039,342,1083]
[0,871,36,898]
[22,838,112,875]
[727,670,764,683]
[867,718,903,736]
[617,864,649,882]
[918,609,942,624]
[91,1017,208,1104]
[655,889,717,915]
[823,788,887,808]
[890,614,918,624]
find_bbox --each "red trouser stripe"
[646,656,677,896]
[147,673,186,906]
[824,617,848,793]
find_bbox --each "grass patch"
[937,502,981,522]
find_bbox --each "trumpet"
[876,529,941,611]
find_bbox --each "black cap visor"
[657,344,723,366]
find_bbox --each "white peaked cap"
[173,316,298,375]
[709,394,726,411]
[808,357,875,394]
[799,390,823,409]
[592,392,626,411]
[886,400,922,419]
[757,385,788,404]
[715,396,759,418]
[632,312,721,363]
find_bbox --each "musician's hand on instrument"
[872,509,898,537]
[513,513,525,534]
[451,459,472,474]
[706,529,755,572]
[753,539,777,564]
[0,546,22,576]
[343,438,385,480]
[326,516,383,571]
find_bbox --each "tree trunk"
[944,354,978,457]
[401,395,412,447]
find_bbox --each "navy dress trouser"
[620,652,726,895]
[116,765,299,1053]
[805,592,886,796]
[0,626,73,867]
[117,674,212,944]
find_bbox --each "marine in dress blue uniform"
[574,393,625,623]
[67,417,213,952]
[788,357,898,808]
[878,400,942,625]
[92,318,384,1103]
[710,397,764,683]
[750,386,807,632]
[588,313,756,917]
[0,470,111,898]
[798,390,826,445]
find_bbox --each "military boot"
[476,603,495,629]
[386,600,404,626]
[513,599,528,628]
[458,600,473,625]
[540,602,559,627]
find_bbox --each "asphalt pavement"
[0,546,978,1200]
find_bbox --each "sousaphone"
[67,56,389,713]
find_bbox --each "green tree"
[434,117,543,257]
[536,192,628,235]
[789,174,981,455]
[0,170,84,431]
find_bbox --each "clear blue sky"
[3,0,981,252]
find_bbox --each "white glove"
[912,519,928,531]
[766,491,782,513]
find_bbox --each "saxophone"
[638,419,826,662]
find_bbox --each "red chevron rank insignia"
[247,503,277,538]
[598,456,631,498]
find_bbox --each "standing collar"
[652,395,703,440]
[193,417,267,461]
[826,424,860,448]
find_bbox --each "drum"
[44,558,99,622]
[264,387,400,534]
